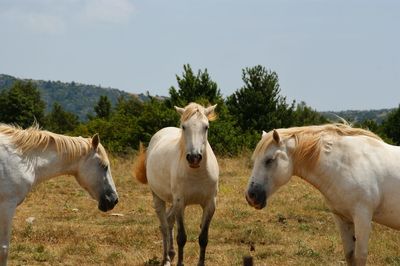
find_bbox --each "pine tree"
[94,95,112,119]
[0,80,45,127]
[167,64,223,107]
[45,102,79,133]
[227,65,295,132]
[382,105,400,144]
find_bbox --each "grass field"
[9,155,400,265]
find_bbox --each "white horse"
[0,124,118,266]
[134,102,219,266]
[246,123,400,266]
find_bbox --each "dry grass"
[9,154,400,265]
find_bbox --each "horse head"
[246,129,295,209]
[175,103,217,169]
[76,134,119,212]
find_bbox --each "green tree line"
[1,65,399,155]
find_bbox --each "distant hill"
[0,74,157,120]
[320,108,395,124]
[0,74,395,124]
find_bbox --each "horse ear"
[92,133,100,149]
[262,130,267,138]
[175,106,185,115]
[205,104,217,121]
[205,104,217,116]
[273,129,280,144]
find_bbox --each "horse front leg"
[198,197,216,266]
[174,199,186,266]
[152,192,172,266]
[333,214,355,266]
[166,206,176,261]
[0,201,17,266]
[353,209,372,266]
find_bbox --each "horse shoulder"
[316,136,394,218]
[205,144,219,179]
[0,142,33,203]
[148,127,180,152]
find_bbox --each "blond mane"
[253,123,382,172]
[180,102,217,123]
[0,124,109,164]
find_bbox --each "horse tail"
[133,143,147,184]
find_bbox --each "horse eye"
[103,165,109,171]
[265,158,274,166]
[205,125,209,130]
[182,125,186,130]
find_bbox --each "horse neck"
[31,145,82,184]
[291,135,339,195]
[294,163,334,196]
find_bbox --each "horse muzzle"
[98,191,119,212]
[246,181,267,210]
[186,153,202,168]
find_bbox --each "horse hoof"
[168,250,176,261]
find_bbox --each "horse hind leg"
[0,201,17,266]
[166,206,176,261]
[198,198,216,266]
[152,192,172,266]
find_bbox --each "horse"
[134,102,219,266]
[245,123,400,266]
[0,124,118,266]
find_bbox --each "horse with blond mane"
[246,123,400,266]
[134,103,218,266]
[0,124,118,266]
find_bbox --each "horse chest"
[178,176,217,204]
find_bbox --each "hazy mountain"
[0,74,157,120]
[321,109,394,124]
[0,74,394,123]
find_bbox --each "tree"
[0,80,45,127]
[115,95,143,117]
[167,64,223,107]
[382,105,400,145]
[137,96,179,144]
[45,102,79,133]
[292,101,328,126]
[94,95,112,119]
[207,103,246,155]
[226,65,295,133]
[75,95,145,153]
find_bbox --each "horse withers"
[246,124,400,266]
[0,124,118,266]
[134,103,219,266]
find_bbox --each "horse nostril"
[248,191,255,199]
[114,198,119,205]
[186,153,202,165]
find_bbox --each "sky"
[0,0,399,111]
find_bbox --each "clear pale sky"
[0,0,399,111]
